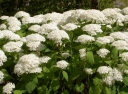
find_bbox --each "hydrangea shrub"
[1,7,128,94]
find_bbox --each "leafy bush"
[1,7,128,94]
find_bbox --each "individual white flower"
[113,68,123,82]
[76,34,95,44]
[0,16,9,20]
[97,48,110,58]
[61,52,70,59]
[122,7,128,15]
[38,22,59,35]
[14,54,41,76]
[0,30,20,41]
[28,25,41,32]
[56,60,69,69]
[26,42,46,51]
[97,66,112,75]
[96,37,110,44]
[79,48,86,59]
[3,41,23,52]
[119,52,128,62]
[14,11,30,18]
[79,9,106,23]
[0,50,7,66]
[111,40,128,50]
[22,17,36,24]
[3,82,15,94]
[47,30,69,45]
[82,24,103,36]
[0,71,4,84]
[84,68,93,75]
[61,23,78,31]
[0,24,7,30]
[39,56,51,63]
[110,32,128,40]
[25,33,46,42]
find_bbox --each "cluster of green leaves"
[0,0,116,16]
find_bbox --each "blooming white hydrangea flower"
[124,70,128,74]
[0,71,4,84]
[82,24,103,36]
[111,40,128,50]
[76,34,95,44]
[20,37,27,43]
[79,9,106,23]
[97,48,110,58]
[96,37,110,44]
[61,52,70,59]
[61,23,78,31]
[0,50,7,66]
[79,48,86,59]
[14,11,30,18]
[14,54,41,76]
[22,17,36,24]
[0,30,20,41]
[97,66,112,75]
[113,68,123,82]
[0,16,9,20]
[110,32,128,40]
[26,33,46,42]
[122,7,128,15]
[47,30,69,45]
[0,24,7,30]
[124,15,128,23]
[8,25,21,32]
[39,56,51,63]
[28,25,41,32]
[84,68,93,75]
[119,52,128,62]
[56,60,69,69]
[3,82,15,94]
[104,36,114,42]
[103,74,115,86]
[3,41,23,52]
[7,17,21,26]
[26,42,46,51]
[38,23,59,35]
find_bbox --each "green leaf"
[62,71,68,81]
[38,86,49,94]
[25,82,36,93]
[123,76,128,85]
[13,90,22,94]
[93,77,101,85]
[74,82,84,92]
[111,47,118,60]
[50,78,60,91]
[112,85,116,94]
[86,51,95,65]
[105,87,111,94]
[92,85,102,94]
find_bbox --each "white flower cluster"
[84,68,93,75]
[110,32,128,40]
[119,52,128,62]
[14,11,30,18]
[47,30,69,45]
[0,71,4,84]
[28,25,41,32]
[56,60,69,69]
[39,56,51,63]
[0,24,7,30]
[82,24,103,36]
[97,48,110,58]
[96,37,110,44]
[3,82,15,94]
[79,48,86,60]
[76,34,95,44]
[14,54,42,76]
[61,52,70,59]
[61,23,78,31]
[0,50,7,66]
[97,66,123,86]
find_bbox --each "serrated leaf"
[62,71,68,81]
[50,78,60,91]
[13,90,22,94]
[86,51,95,65]
[74,82,84,92]
[25,82,36,93]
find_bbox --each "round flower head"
[14,11,30,18]
[56,60,69,69]
[14,54,41,76]
[22,17,36,24]
[0,16,9,20]
[28,25,41,32]
[119,52,128,62]
[61,52,70,59]
[0,24,7,30]
[76,34,95,44]
[122,7,128,15]
[3,82,15,94]
[39,56,51,63]
[97,66,112,75]
[0,71,4,84]
[97,48,110,58]
[79,48,86,60]
[110,32,128,40]
[61,23,78,31]
[0,50,7,66]
[96,37,110,44]
[82,24,103,36]
[84,68,93,75]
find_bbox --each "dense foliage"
[0,0,115,16]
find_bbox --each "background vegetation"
[0,0,116,16]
